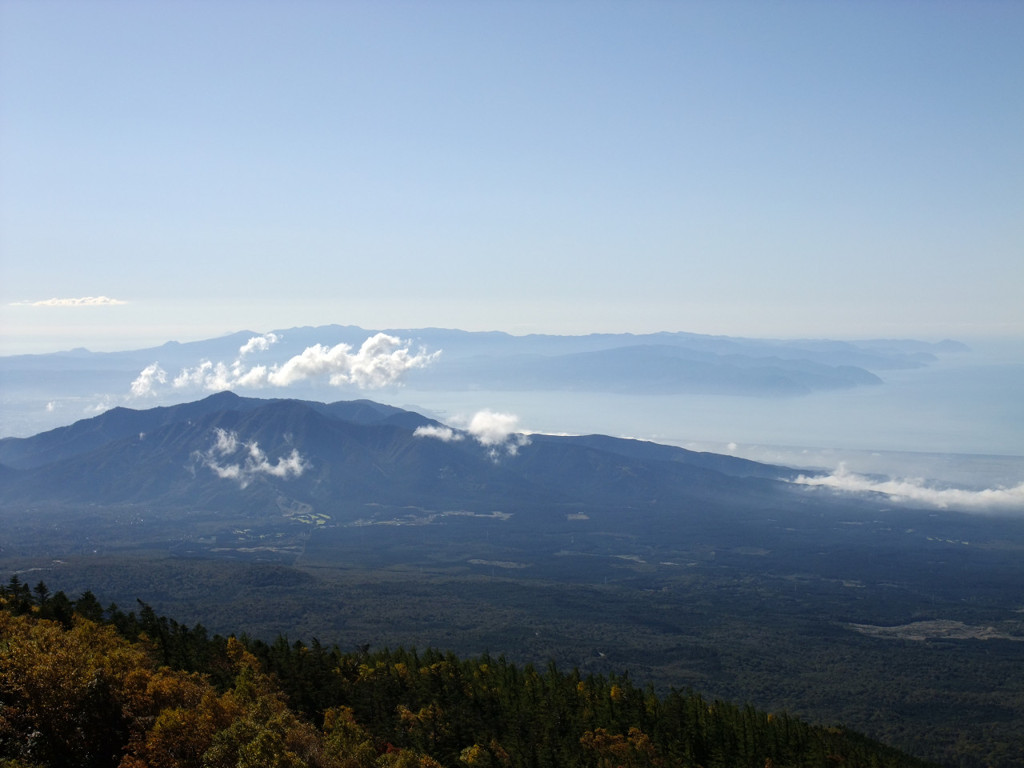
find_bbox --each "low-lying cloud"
[466,410,529,453]
[416,409,531,458]
[130,363,168,397]
[792,465,1024,512]
[260,333,437,388]
[130,332,439,396]
[194,428,307,489]
[238,332,279,357]
[413,425,464,442]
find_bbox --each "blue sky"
[1,0,1022,353]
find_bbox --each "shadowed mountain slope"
[0,393,800,517]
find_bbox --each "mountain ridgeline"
[0,391,799,517]
[0,325,974,440]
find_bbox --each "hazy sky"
[2,1,1022,354]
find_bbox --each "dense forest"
[0,577,935,768]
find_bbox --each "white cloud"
[415,409,531,458]
[465,409,531,457]
[130,363,168,396]
[138,332,439,395]
[263,343,347,386]
[265,333,440,388]
[467,410,521,446]
[172,360,236,391]
[234,364,270,388]
[15,296,127,307]
[791,464,1024,513]
[413,425,464,442]
[212,428,239,454]
[194,428,307,489]
[239,332,279,357]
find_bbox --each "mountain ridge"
[0,393,802,516]
[0,324,974,441]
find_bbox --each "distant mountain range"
[0,324,972,439]
[0,325,974,444]
[0,325,970,399]
[0,392,799,521]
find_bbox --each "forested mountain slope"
[0,392,799,516]
[0,581,937,768]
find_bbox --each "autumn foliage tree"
[0,597,444,768]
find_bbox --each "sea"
[395,346,1024,491]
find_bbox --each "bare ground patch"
[847,619,1022,641]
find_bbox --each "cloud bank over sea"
[792,464,1024,513]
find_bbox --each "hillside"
[0,581,937,768]
[0,391,799,523]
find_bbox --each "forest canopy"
[0,577,935,768]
